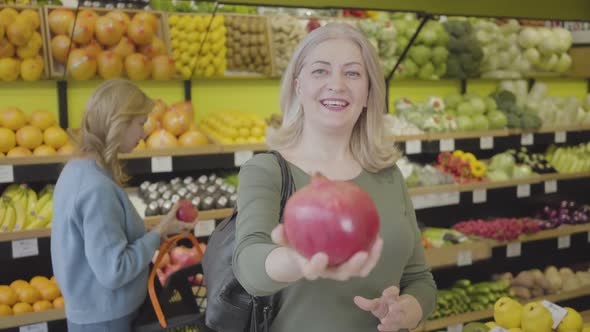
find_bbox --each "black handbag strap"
[267,150,295,221]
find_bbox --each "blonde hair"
[77,79,154,185]
[266,22,400,172]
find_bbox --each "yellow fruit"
[17,285,41,304]
[7,16,33,47]
[29,110,56,130]
[52,296,64,309]
[20,58,44,81]
[508,329,522,332]
[494,297,522,329]
[16,36,41,59]
[0,286,18,306]
[50,276,57,284]
[12,302,33,315]
[29,277,50,290]
[1,107,26,130]
[0,304,12,316]
[0,128,16,153]
[19,10,40,30]
[557,307,583,332]
[57,142,75,155]
[43,126,68,149]
[16,125,43,150]
[38,284,60,302]
[0,24,4,42]
[0,8,18,29]
[9,280,29,291]
[32,300,53,312]
[0,58,20,81]
[179,130,209,147]
[521,302,553,332]
[7,146,32,157]
[484,321,497,328]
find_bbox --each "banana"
[38,185,54,199]
[31,192,52,221]
[11,192,28,232]
[0,201,6,229]
[2,184,23,200]
[27,199,53,230]
[1,201,16,232]
[25,188,37,225]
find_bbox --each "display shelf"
[488,223,590,248]
[425,242,491,270]
[0,309,64,329]
[396,126,590,142]
[0,156,69,166]
[119,145,223,159]
[144,208,233,229]
[0,229,51,243]
[412,285,590,332]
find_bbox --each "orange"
[30,276,50,289]
[0,304,12,316]
[43,126,68,149]
[0,286,18,306]
[18,285,41,304]
[52,296,64,309]
[0,107,26,131]
[9,280,29,290]
[39,284,61,301]
[16,125,43,150]
[29,109,56,130]
[6,146,32,157]
[32,300,53,312]
[12,302,32,315]
[0,128,16,153]
[50,276,57,284]
[57,142,75,155]
[33,145,57,156]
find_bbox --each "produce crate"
[43,5,171,80]
[0,4,50,80]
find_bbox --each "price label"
[490,327,510,332]
[506,242,522,257]
[542,300,568,329]
[517,184,531,198]
[473,189,487,204]
[19,323,48,332]
[558,235,571,249]
[234,150,254,166]
[555,131,567,143]
[440,139,455,152]
[12,239,39,259]
[195,219,216,237]
[0,165,14,183]
[151,156,172,173]
[405,140,422,154]
[521,133,534,145]
[480,136,494,150]
[544,180,557,193]
[457,250,473,266]
[447,323,463,332]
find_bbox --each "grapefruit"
[50,35,74,64]
[152,55,176,80]
[12,302,33,315]
[16,125,43,150]
[7,16,33,46]
[19,9,40,30]
[32,300,53,312]
[52,297,64,309]
[7,147,32,157]
[33,145,57,156]
[48,9,74,35]
[81,39,103,59]
[109,36,135,58]
[57,142,75,155]
[0,58,20,81]
[132,12,158,33]
[39,284,60,301]
[140,37,167,58]
[95,15,124,46]
[147,129,178,149]
[67,49,96,80]
[1,107,26,130]
[29,277,50,289]
[0,8,18,30]
[17,285,41,304]
[162,109,190,136]
[0,128,16,153]
[125,53,152,80]
[179,130,209,147]
[0,304,12,317]
[43,126,68,149]
[0,286,18,306]
[20,58,44,81]
[0,38,15,58]
[106,10,130,31]
[29,110,56,130]
[127,19,154,46]
[97,51,123,79]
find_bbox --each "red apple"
[176,199,198,222]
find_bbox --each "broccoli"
[467,43,484,62]
[446,57,464,78]
[521,113,543,130]
[508,104,522,115]
[490,90,517,111]
[505,113,522,128]
[448,36,465,53]
[443,21,467,38]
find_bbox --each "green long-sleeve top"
[233,153,437,332]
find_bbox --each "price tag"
[447,323,463,332]
[12,239,39,259]
[521,133,534,145]
[542,300,568,329]
[473,189,487,204]
[506,242,522,257]
[544,180,557,193]
[558,235,571,249]
[194,219,216,237]
[517,184,530,198]
[0,165,14,183]
[439,138,455,152]
[405,140,422,154]
[234,150,254,166]
[19,323,48,332]
[457,250,473,266]
[555,131,567,143]
[151,156,172,173]
[490,327,510,332]
[480,136,494,150]
[412,192,460,210]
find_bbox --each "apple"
[176,199,198,222]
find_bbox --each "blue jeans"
[66,310,138,332]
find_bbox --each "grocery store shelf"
[425,242,491,270]
[412,285,590,331]
[119,145,222,159]
[0,155,69,166]
[0,308,65,329]
[488,223,590,248]
[144,208,234,228]
[0,229,51,242]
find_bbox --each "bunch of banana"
[0,184,54,232]
[25,186,53,230]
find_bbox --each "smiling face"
[295,38,370,134]
[119,114,147,153]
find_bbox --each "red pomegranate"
[283,174,380,267]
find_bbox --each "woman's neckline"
[285,159,366,183]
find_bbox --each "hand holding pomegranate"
[354,286,423,331]
[153,201,198,237]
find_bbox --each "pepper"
[452,150,464,159]
[437,152,453,166]
[461,152,477,164]
[470,160,487,178]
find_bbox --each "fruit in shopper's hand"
[0,304,12,316]
[0,286,18,306]
[169,246,201,268]
[7,146,32,157]
[16,126,43,150]
[176,199,198,222]
[48,9,74,35]
[521,302,553,332]
[147,129,178,148]
[33,145,56,156]
[283,174,380,266]
[556,307,583,332]
[494,297,522,328]
[50,35,74,64]
[20,57,43,81]
[125,53,152,80]
[96,51,123,79]
[151,55,175,80]
[12,302,32,315]
[0,58,20,81]
[95,15,124,46]
[67,49,97,80]
[0,128,16,153]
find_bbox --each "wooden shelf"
[0,155,70,166]
[0,308,64,329]
[488,223,590,248]
[413,286,590,331]
[0,228,51,242]
[119,145,222,159]
[425,242,491,270]
[144,208,234,229]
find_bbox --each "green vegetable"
[521,112,542,129]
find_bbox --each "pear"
[556,307,583,332]
[494,297,522,329]
[521,302,553,332]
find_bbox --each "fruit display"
[546,143,590,174]
[152,244,206,286]
[535,201,590,229]
[0,107,73,157]
[168,14,227,79]
[0,6,46,81]
[140,100,210,150]
[391,13,449,80]
[200,111,266,145]
[1,184,54,232]
[46,7,172,80]
[493,266,590,301]
[135,173,237,217]
[429,279,512,320]
[452,217,541,241]
[0,275,63,316]
[420,227,469,249]
[224,15,273,76]
[283,174,380,267]
[269,14,305,76]
[436,151,487,183]
[397,157,455,188]
[356,15,397,74]
[443,19,484,79]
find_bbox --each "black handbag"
[202,150,295,332]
